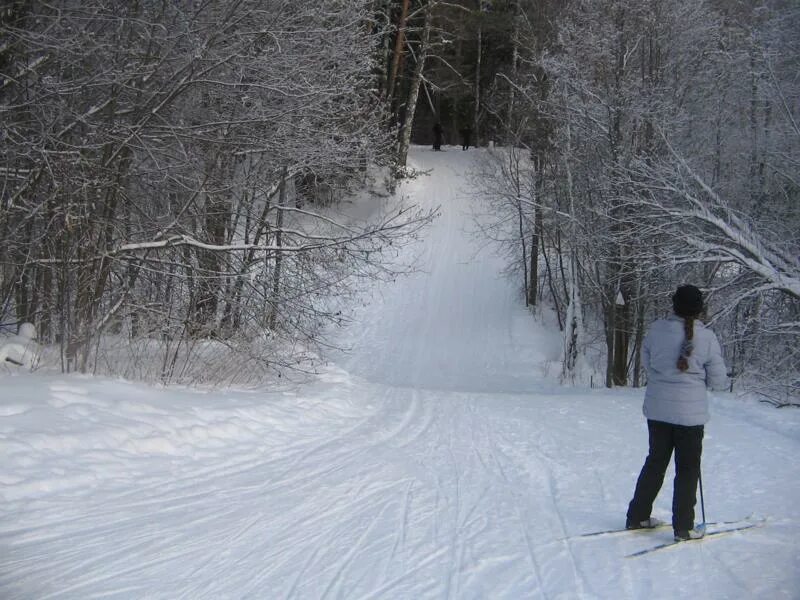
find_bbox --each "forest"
[1,0,798,404]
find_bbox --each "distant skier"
[432,123,443,151]
[459,126,471,151]
[626,285,728,542]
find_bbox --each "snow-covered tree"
[1,0,431,382]
[475,0,798,400]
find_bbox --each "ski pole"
[698,469,706,527]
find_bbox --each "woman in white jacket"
[626,285,728,542]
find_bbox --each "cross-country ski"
[572,516,757,540]
[627,521,766,558]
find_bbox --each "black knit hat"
[672,284,704,318]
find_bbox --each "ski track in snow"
[1,146,799,599]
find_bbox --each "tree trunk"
[379,0,394,96]
[473,1,484,145]
[517,198,529,305]
[612,288,629,386]
[560,116,581,380]
[397,0,432,166]
[528,151,544,306]
[506,0,520,143]
[561,251,583,381]
[387,0,411,103]
[632,298,646,387]
[542,234,563,330]
[268,168,288,330]
[604,299,615,388]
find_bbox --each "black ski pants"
[627,419,704,532]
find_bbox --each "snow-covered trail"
[336,148,560,393]
[1,147,799,599]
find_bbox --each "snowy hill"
[1,147,799,599]
[336,148,563,393]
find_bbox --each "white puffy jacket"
[642,316,728,426]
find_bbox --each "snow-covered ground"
[1,147,799,599]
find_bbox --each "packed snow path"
[2,147,799,599]
[335,149,562,394]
